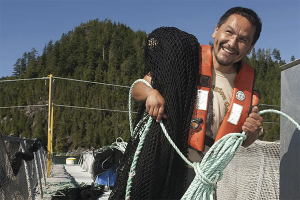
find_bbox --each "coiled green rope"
[126,79,300,200]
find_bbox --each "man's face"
[212,14,256,67]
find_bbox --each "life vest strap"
[188,44,257,152]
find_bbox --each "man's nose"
[228,36,238,48]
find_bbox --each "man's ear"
[212,25,219,39]
[247,45,254,55]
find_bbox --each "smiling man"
[133,6,263,154]
[110,7,264,200]
[212,13,256,72]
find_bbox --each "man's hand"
[242,106,264,147]
[145,89,167,122]
[132,74,167,122]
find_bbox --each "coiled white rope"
[125,79,300,200]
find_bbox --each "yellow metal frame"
[47,74,54,177]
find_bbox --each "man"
[110,7,264,200]
[132,7,263,149]
[132,6,263,191]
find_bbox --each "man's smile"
[221,45,238,55]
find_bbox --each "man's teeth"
[223,47,234,54]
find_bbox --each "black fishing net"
[11,140,41,175]
[109,27,199,199]
[51,183,104,200]
[0,132,46,200]
[91,146,123,180]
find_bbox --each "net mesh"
[79,152,95,174]
[92,146,124,181]
[217,140,280,200]
[109,27,200,199]
[50,182,104,200]
[0,132,46,200]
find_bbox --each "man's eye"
[240,38,247,43]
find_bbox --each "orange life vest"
[188,45,259,152]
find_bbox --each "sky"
[0,0,299,78]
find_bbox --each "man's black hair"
[217,7,262,45]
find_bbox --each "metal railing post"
[47,74,54,178]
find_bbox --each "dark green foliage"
[0,19,286,151]
[245,47,283,141]
[0,19,146,151]
[290,55,295,62]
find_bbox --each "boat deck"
[37,164,111,200]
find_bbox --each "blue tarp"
[95,168,117,186]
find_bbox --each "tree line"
[0,19,289,151]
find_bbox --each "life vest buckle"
[198,75,211,88]
[190,118,203,130]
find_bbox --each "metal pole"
[47,74,53,178]
[50,102,54,168]
[103,45,105,60]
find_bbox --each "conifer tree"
[0,19,285,151]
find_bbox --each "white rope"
[54,104,137,114]
[0,77,48,83]
[113,137,127,153]
[54,77,131,88]
[126,79,300,200]
[0,104,48,109]
[259,104,280,108]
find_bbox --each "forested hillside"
[0,19,286,151]
[243,48,284,141]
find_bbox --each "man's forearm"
[132,81,152,104]
[132,75,167,121]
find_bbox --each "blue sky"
[0,0,299,78]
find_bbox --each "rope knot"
[193,162,219,190]
[238,133,247,140]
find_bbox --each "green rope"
[125,79,300,200]
[128,79,152,137]
[125,116,152,200]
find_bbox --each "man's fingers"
[146,105,150,115]
[248,112,264,122]
[144,89,166,122]
[242,122,257,133]
[153,107,159,120]
[156,106,165,122]
[242,106,264,147]
[245,116,260,126]
[147,106,155,119]
[252,106,259,113]
[146,104,166,121]
[244,116,262,132]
